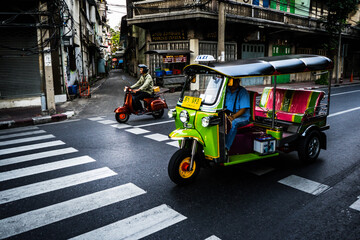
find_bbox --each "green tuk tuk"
[167,54,333,185]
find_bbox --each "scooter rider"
[131,64,154,113]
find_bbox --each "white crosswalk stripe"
[278,175,331,196]
[0,183,146,239]
[0,128,188,239]
[98,120,117,124]
[0,140,65,156]
[0,130,46,140]
[0,147,78,166]
[350,197,360,212]
[0,156,96,182]
[0,167,117,204]
[0,134,55,146]
[0,126,39,135]
[70,204,186,240]
[144,133,169,142]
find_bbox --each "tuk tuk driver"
[225,78,250,151]
[131,64,154,113]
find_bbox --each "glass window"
[180,74,223,106]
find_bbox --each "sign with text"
[182,96,202,110]
[163,55,187,63]
[151,30,186,41]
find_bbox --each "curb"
[0,111,75,130]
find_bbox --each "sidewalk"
[0,76,108,130]
[0,75,359,130]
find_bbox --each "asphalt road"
[0,70,359,240]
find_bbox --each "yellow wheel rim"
[179,157,196,179]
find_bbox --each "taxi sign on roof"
[195,55,216,62]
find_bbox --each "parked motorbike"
[114,86,168,123]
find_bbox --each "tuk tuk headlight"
[168,109,176,118]
[202,117,210,127]
[179,110,189,123]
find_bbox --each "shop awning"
[145,50,193,55]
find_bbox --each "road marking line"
[278,175,331,196]
[0,148,78,167]
[0,134,55,147]
[144,133,169,142]
[328,106,360,118]
[167,141,179,148]
[69,204,186,240]
[0,140,65,156]
[134,119,175,128]
[88,117,105,121]
[125,128,150,135]
[205,236,222,240]
[0,130,46,140]
[41,119,81,126]
[0,183,145,239]
[98,120,117,125]
[110,124,131,129]
[0,126,39,135]
[350,198,360,212]
[0,156,96,182]
[0,167,117,204]
[331,89,360,96]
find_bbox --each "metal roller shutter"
[0,28,41,98]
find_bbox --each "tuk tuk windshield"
[180,74,224,106]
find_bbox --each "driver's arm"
[229,108,246,121]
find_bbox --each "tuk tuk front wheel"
[168,149,200,185]
[297,130,321,163]
[115,112,129,123]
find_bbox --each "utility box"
[254,135,276,155]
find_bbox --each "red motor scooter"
[114,86,168,123]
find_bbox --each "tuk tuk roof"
[184,54,333,78]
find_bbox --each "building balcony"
[128,0,327,34]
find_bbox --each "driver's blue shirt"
[225,86,250,119]
[225,86,251,150]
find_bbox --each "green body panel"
[169,128,205,145]
[225,153,279,166]
[194,111,220,158]
[172,107,220,158]
[306,91,321,115]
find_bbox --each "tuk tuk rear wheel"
[168,149,200,185]
[297,130,321,163]
[115,112,129,123]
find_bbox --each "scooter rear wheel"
[152,109,164,119]
[115,112,129,123]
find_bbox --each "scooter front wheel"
[168,149,200,185]
[115,112,129,123]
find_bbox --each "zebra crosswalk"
[0,125,198,239]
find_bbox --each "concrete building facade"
[124,0,360,86]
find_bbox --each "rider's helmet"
[138,64,149,73]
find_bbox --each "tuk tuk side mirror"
[228,78,233,87]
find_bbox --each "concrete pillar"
[39,1,56,114]
[189,39,199,64]
[218,1,226,62]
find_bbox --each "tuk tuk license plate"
[182,96,202,110]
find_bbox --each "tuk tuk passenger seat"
[254,87,325,123]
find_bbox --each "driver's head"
[229,78,240,91]
[138,64,148,74]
